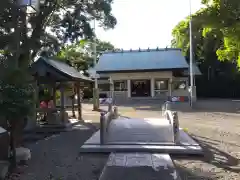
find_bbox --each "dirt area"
[9,100,240,180]
[116,100,240,180]
[175,112,240,180]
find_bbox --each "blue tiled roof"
[95,48,189,72]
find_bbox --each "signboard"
[171,96,185,102]
[171,96,180,102]
[18,0,40,13]
[99,98,112,104]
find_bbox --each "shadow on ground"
[23,116,100,146]
[84,99,240,114]
[191,135,240,174]
[176,165,217,180]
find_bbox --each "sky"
[95,0,204,50]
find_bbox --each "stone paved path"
[99,153,180,180]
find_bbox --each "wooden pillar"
[35,80,39,107]
[76,82,82,120]
[151,78,155,97]
[127,80,131,98]
[169,78,172,99]
[53,83,56,106]
[109,77,113,110]
[60,83,65,122]
[100,112,105,145]
[72,83,76,118]
[173,111,180,144]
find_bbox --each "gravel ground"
[117,100,240,180]
[174,111,240,180]
[8,101,240,180]
[8,123,108,180]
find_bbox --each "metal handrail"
[162,100,180,144]
[100,105,119,145]
[161,101,171,116]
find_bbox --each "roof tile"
[95,48,189,72]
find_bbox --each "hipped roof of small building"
[94,48,201,75]
[30,57,93,82]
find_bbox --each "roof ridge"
[102,48,181,54]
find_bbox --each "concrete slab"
[80,144,203,155]
[80,129,202,155]
[99,153,181,180]
[83,129,198,146]
[80,117,203,155]
[107,118,174,143]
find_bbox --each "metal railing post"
[173,111,180,144]
[108,102,112,112]
[113,106,118,119]
[100,112,105,145]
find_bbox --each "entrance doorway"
[131,80,151,97]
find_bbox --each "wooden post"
[71,83,76,118]
[35,80,39,107]
[169,78,172,99]
[113,106,118,119]
[76,82,82,120]
[173,111,180,144]
[108,102,112,112]
[71,95,76,118]
[166,101,171,111]
[60,83,65,123]
[53,83,56,107]
[108,78,114,112]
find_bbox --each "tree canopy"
[171,0,240,98]
[54,39,116,72]
[0,0,117,166]
[0,0,117,69]
[172,0,240,67]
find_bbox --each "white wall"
[109,71,172,80]
[98,71,189,99]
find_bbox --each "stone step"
[99,153,181,180]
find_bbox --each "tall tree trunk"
[9,120,17,169]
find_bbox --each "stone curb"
[0,161,9,180]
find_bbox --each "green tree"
[54,39,116,114]
[0,0,116,167]
[0,0,117,70]
[172,0,240,67]
[199,0,240,67]
[0,69,34,167]
[171,0,240,97]
[55,39,116,72]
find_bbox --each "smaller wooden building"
[30,57,93,124]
